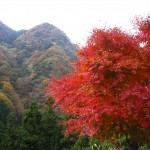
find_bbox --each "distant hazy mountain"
[0,21,17,44]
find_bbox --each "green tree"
[0,121,6,148]
[41,100,59,150]
[0,112,19,150]
[18,100,45,150]
[41,100,74,150]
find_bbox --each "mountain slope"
[0,21,16,43]
[14,23,77,57]
[0,22,77,115]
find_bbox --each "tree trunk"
[129,139,138,150]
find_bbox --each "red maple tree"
[47,16,150,150]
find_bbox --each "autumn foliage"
[48,17,150,144]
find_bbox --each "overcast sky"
[0,0,149,44]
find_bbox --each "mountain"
[0,21,17,44]
[13,23,76,57]
[14,23,68,49]
[0,22,77,118]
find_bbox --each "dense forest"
[0,16,150,150]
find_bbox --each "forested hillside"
[0,21,77,121]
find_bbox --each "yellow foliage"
[1,81,14,93]
[42,78,49,85]
[1,81,24,114]
[0,93,14,109]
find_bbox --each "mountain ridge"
[0,22,75,46]
[14,22,76,53]
[0,21,17,44]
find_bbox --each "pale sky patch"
[0,0,149,44]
